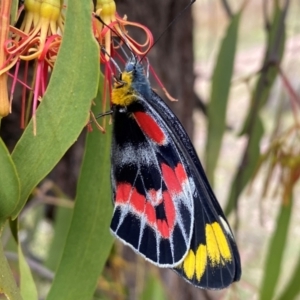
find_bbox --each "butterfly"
[108,56,241,289]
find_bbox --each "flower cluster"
[0,0,154,133]
[0,0,64,132]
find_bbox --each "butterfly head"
[111,58,151,107]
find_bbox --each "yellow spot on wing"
[180,222,232,282]
[206,222,232,266]
[206,224,220,265]
[195,244,207,281]
[183,250,196,279]
[181,245,207,281]
[212,222,232,262]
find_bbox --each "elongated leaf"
[259,198,293,300]
[225,117,263,214]
[0,138,20,221]
[225,3,287,215]
[7,219,38,299]
[45,206,73,271]
[205,12,241,183]
[0,241,22,300]
[240,2,286,136]
[11,0,99,218]
[18,243,38,300]
[277,249,300,300]
[46,82,114,299]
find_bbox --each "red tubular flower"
[93,0,154,59]
[0,0,173,134]
[89,0,155,132]
[0,0,12,117]
[0,0,64,133]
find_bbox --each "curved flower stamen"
[94,0,154,58]
[0,0,64,132]
[6,0,63,64]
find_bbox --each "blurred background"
[1,0,300,299]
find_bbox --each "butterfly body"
[109,57,241,289]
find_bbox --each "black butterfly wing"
[110,98,195,267]
[148,91,241,289]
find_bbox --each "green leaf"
[277,249,300,300]
[0,240,22,300]
[0,138,20,221]
[11,0,99,218]
[45,206,73,271]
[6,220,38,300]
[225,117,263,215]
[240,4,286,135]
[46,81,114,299]
[259,198,293,300]
[205,12,241,183]
[18,243,38,300]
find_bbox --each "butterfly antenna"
[112,36,130,61]
[94,14,133,56]
[139,0,196,62]
[100,45,122,74]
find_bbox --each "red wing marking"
[115,183,176,239]
[145,202,156,225]
[152,190,176,239]
[157,220,169,238]
[130,188,146,213]
[115,183,132,204]
[133,111,166,145]
[161,163,183,195]
[162,190,176,235]
[175,163,188,185]
[163,190,176,229]
[116,184,146,213]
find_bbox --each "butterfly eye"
[126,63,135,73]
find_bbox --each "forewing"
[110,99,194,267]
